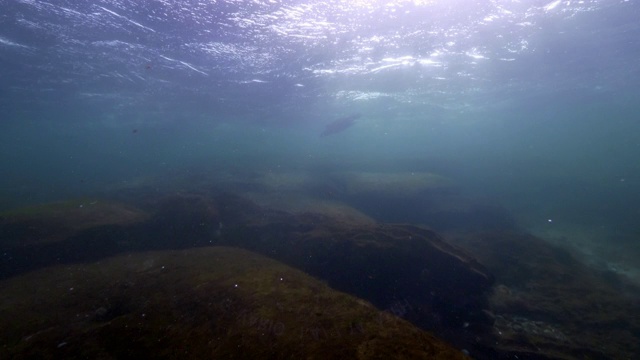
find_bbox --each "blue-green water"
[3,2,640,358]
[2,0,640,317]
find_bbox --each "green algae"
[0,199,148,247]
[0,246,468,360]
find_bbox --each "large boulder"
[451,231,640,360]
[0,193,494,357]
[215,195,495,351]
[0,198,147,247]
[0,199,148,279]
[0,194,221,279]
[0,246,469,360]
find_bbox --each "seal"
[320,113,361,137]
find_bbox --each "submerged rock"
[0,199,149,279]
[342,171,452,198]
[0,194,220,279]
[0,198,148,247]
[214,195,495,351]
[450,231,640,360]
[0,246,468,360]
[0,193,492,357]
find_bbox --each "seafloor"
[1,169,638,360]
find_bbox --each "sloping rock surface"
[0,246,468,360]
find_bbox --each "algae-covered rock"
[342,171,452,198]
[451,231,640,360]
[0,194,223,279]
[0,246,468,360]
[142,193,221,246]
[214,195,494,351]
[0,199,150,279]
[244,192,377,226]
[0,198,148,247]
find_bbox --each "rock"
[342,171,452,198]
[0,198,148,247]
[0,199,149,279]
[142,193,221,247]
[451,231,640,359]
[0,192,493,357]
[214,196,495,351]
[0,194,221,279]
[0,246,469,360]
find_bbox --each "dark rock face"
[0,199,148,279]
[215,208,495,349]
[2,166,639,360]
[0,193,493,357]
[3,189,640,359]
[449,231,640,360]
[0,194,222,279]
[141,193,221,248]
[0,247,469,360]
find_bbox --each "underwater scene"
[1,0,640,359]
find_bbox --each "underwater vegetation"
[1,176,639,359]
[0,246,468,359]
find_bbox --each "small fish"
[320,113,361,137]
